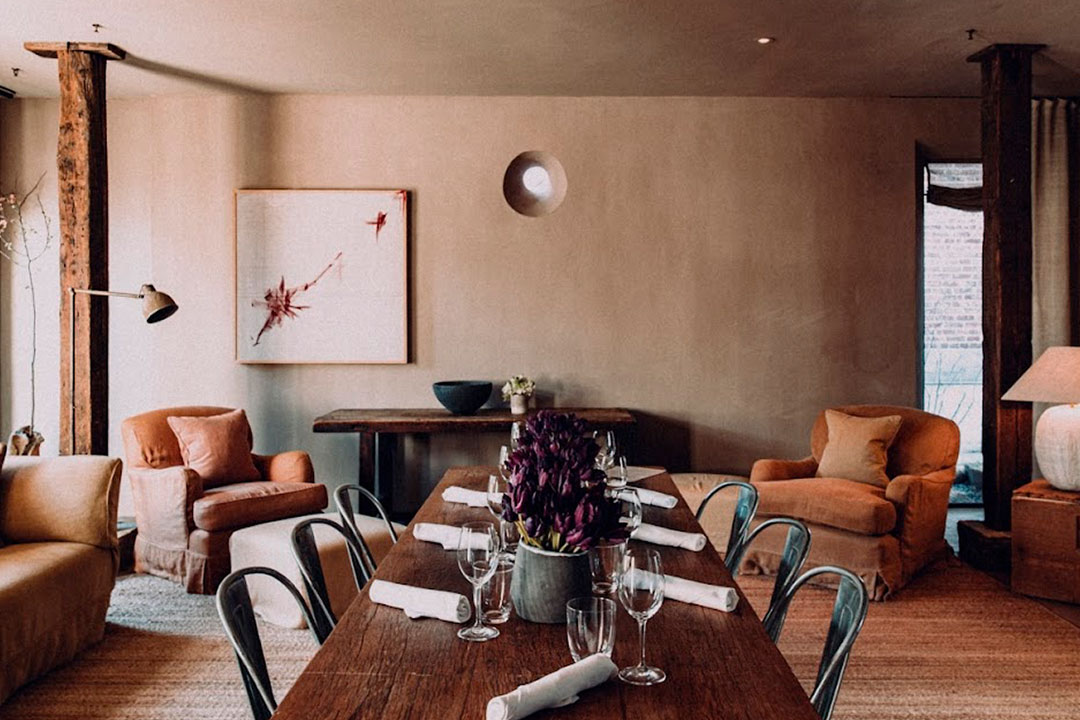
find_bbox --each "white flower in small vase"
[501,375,536,415]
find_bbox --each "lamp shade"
[139,284,178,324]
[1002,347,1080,404]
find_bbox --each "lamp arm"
[70,287,143,299]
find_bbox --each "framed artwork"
[235,189,408,364]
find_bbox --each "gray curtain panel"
[1031,98,1080,475]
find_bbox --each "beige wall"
[0,95,978,513]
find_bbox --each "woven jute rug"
[2,561,1078,719]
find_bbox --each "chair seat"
[754,477,897,535]
[193,482,328,532]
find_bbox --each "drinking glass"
[482,555,514,624]
[617,548,666,685]
[589,541,625,594]
[457,522,501,642]
[606,455,629,489]
[566,596,617,661]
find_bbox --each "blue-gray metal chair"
[695,480,759,572]
[334,484,399,583]
[728,517,811,613]
[290,516,367,638]
[216,567,324,720]
[762,566,870,720]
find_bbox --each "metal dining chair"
[216,567,325,720]
[728,517,811,613]
[694,480,759,571]
[290,516,367,638]
[761,566,870,720]
[334,484,399,583]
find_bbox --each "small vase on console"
[509,394,528,415]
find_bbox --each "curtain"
[1031,98,1080,476]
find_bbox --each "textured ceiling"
[2,0,1079,98]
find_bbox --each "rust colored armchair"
[743,405,959,600]
[121,406,327,594]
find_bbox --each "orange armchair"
[744,405,959,600]
[121,406,327,594]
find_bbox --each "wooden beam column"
[969,44,1042,530]
[25,42,124,455]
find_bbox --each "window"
[920,162,983,505]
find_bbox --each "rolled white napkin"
[634,487,677,509]
[636,571,738,612]
[486,654,617,720]
[368,579,471,623]
[632,522,707,551]
[442,485,490,508]
[413,522,490,550]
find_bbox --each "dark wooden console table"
[313,408,636,515]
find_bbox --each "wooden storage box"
[1012,479,1080,603]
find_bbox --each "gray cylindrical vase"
[510,542,591,624]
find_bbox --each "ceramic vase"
[510,394,529,415]
[510,542,591,623]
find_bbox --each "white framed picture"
[235,189,408,364]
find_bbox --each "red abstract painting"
[251,252,343,346]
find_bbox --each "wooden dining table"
[272,468,818,720]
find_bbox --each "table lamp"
[1002,346,1080,490]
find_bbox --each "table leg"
[358,431,376,494]
[374,431,397,515]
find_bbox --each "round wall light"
[503,151,567,217]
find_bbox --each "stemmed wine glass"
[487,473,519,554]
[510,422,523,450]
[595,431,617,474]
[607,455,629,488]
[612,487,642,534]
[457,522,501,642]
[499,445,511,480]
[617,547,666,685]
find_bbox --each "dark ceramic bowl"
[433,381,492,415]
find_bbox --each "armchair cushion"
[0,456,122,550]
[815,410,902,487]
[167,409,261,488]
[755,477,897,535]
[253,451,315,484]
[193,481,327,532]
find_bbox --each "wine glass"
[487,473,519,555]
[498,445,511,481]
[606,455,629,489]
[617,548,666,685]
[612,487,642,534]
[510,422,523,450]
[457,522,501,642]
[594,431,617,473]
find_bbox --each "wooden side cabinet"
[1012,480,1080,603]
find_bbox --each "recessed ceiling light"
[756,37,775,45]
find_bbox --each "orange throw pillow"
[816,410,902,487]
[166,409,260,487]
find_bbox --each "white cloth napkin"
[368,579,471,623]
[413,522,490,550]
[442,486,490,508]
[633,487,677,509]
[632,522,707,551]
[636,571,738,612]
[486,654,617,720]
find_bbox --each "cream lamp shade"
[139,284,178,323]
[1003,346,1080,491]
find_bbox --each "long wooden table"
[313,408,636,516]
[273,468,817,720]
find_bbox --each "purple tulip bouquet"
[500,411,628,553]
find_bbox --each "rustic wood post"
[968,43,1042,531]
[24,42,124,455]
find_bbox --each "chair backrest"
[762,566,870,720]
[334,484,399,582]
[809,405,960,478]
[729,517,811,612]
[290,517,367,638]
[215,567,323,720]
[121,405,242,470]
[695,480,759,570]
